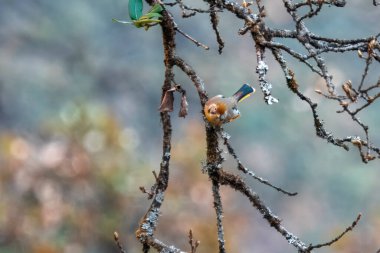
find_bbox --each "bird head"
[204,101,227,126]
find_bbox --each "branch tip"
[114,231,127,253]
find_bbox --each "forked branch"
[126,0,379,252]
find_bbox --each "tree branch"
[131,0,378,252]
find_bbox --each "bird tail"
[233,84,255,102]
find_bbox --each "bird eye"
[208,105,217,114]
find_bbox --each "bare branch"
[114,231,127,253]
[188,230,200,253]
[131,0,378,252]
[307,213,362,251]
[271,48,350,151]
[209,2,225,54]
[165,0,220,15]
[172,20,210,50]
[135,4,187,252]
[220,131,297,196]
[172,56,209,105]
[215,168,309,252]
[211,179,226,253]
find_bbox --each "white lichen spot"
[201,161,208,174]
[141,223,150,230]
[285,233,306,248]
[266,95,279,105]
[155,191,165,204]
[257,60,269,74]
[160,245,182,253]
[285,233,295,243]
[249,13,258,20]
[247,171,256,177]
[141,208,161,236]
[256,61,279,105]
[220,131,231,140]
[147,208,159,223]
[164,152,171,159]
[287,237,297,245]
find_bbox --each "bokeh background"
[0,1,379,253]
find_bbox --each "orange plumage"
[204,84,255,126]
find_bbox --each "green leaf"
[139,12,162,20]
[133,18,161,27]
[128,0,143,21]
[112,18,133,24]
[148,3,163,14]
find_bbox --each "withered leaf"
[159,89,175,112]
[179,93,189,118]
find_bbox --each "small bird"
[204,84,255,126]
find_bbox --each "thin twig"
[188,230,200,253]
[210,3,225,54]
[216,169,309,252]
[114,231,127,253]
[272,48,350,150]
[307,213,362,250]
[220,132,297,196]
[174,25,210,50]
[211,179,226,253]
[358,57,372,91]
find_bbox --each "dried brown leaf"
[159,89,175,112]
[179,94,189,118]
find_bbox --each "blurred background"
[0,1,379,253]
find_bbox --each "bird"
[204,83,255,126]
